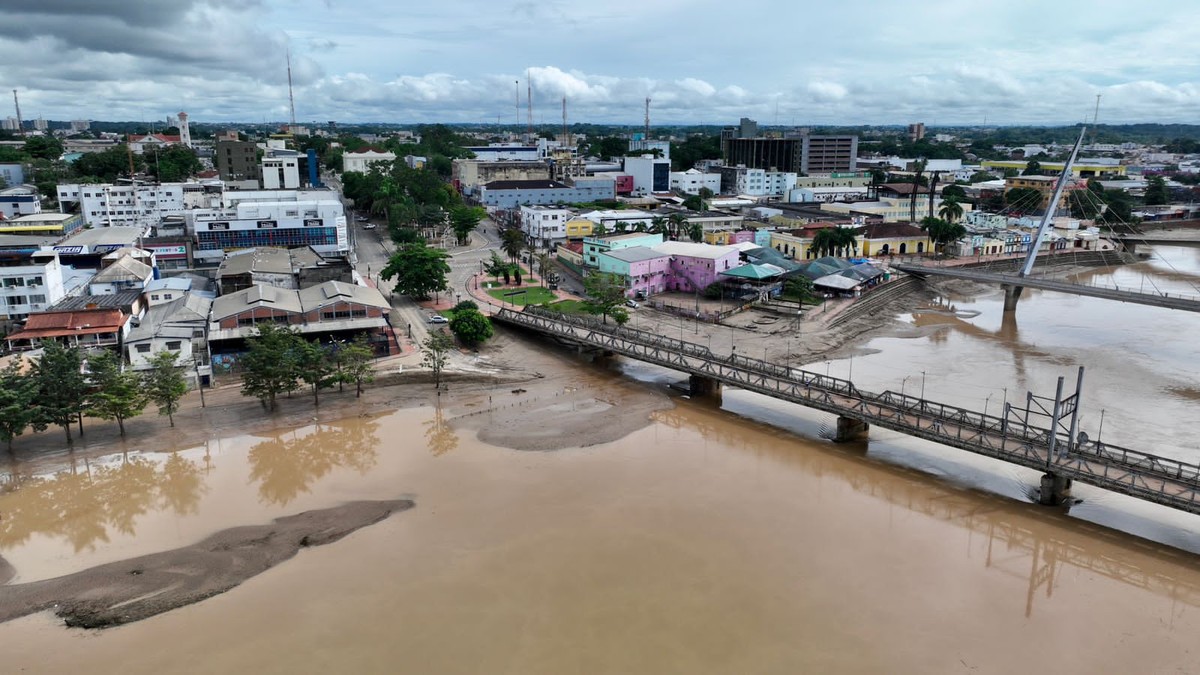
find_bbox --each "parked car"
[625,299,639,308]
[428,315,449,324]
[362,223,377,230]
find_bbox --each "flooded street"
[1,247,1200,672]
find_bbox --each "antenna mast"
[12,90,25,138]
[526,71,534,141]
[561,97,568,146]
[644,97,651,140]
[286,45,297,128]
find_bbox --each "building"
[1004,175,1076,214]
[0,212,85,238]
[0,163,25,187]
[479,179,615,209]
[464,144,540,162]
[143,277,195,307]
[711,166,798,197]
[5,308,127,351]
[670,169,722,195]
[519,206,573,248]
[127,133,183,154]
[596,246,671,298]
[819,196,972,223]
[208,280,393,351]
[215,140,260,183]
[981,159,1126,179]
[88,253,154,295]
[125,293,212,370]
[70,120,90,132]
[452,160,551,197]
[57,181,186,229]
[187,194,348,265]
[856,222,930,256]
[261,150,301,189]
[653,240,740,293]
[342,148,397,174]
[578,209,656,231]
[0,186,43,219]
[582,232,664,267]
[0,250,65,327]
[628,138,671,159]
[623,156,671,196]
[907,123,926,142]
[721,120,858,174]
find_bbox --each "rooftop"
[600,246,668,263]
[483,179,569,190]
[654,240,739,260]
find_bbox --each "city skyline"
[2,1,1198,127]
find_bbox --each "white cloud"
[807,81,848,102]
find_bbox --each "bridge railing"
[501,307,1200,492]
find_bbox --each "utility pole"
[526,70,534,142]
[561,96,568,146]
[286,45,297,129]
[644,97,651,140]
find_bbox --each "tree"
[449,205,485,245]
[582,272,628,324]
[783,275,815,302]
[938,197,964,223]
[920,216,968,255]
[339,334,376,398]
[969,171,999,183]
[381,242,450,300]
[23,136,63,161]
[941,184,967,201]
[241,323,302,411]
[32,341,87,444]
[0,359,38,451]
[148,145,202,182]
[84,350,148,437]
[534,252,555,287]
[449,307,494,347]
[685,221,704,242]
[295,340,336,407]
[1144,176,1169,206]
[1022,160,1043,176]
[811,227,858,257]
[500,228,524,264]
[669,134,722,171]
[422,332,454,390]
[453,299,479,313]
[682,194,707,212]
[1005,187,1044,212]
[143,351,188,427]
[72,146,140,182]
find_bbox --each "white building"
[70,120,91,132]
[343,148,397,174]
[57,181,186,228]
[186,193,348,265]
[670,169,721,195]
[261,152,301,189]
[789,186,870,203]
[0,250,65,326]
[623,155,671,196]
[628,139,671,159]
[0,185,43,219]
[125,293,211,371]
[579,209,655,229]
[519,206,572,248]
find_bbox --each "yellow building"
[820,197,972,223]
[857,222,930,256]
[768,230,816,260]
[564,218,595,240]
[1004,175,1071,212]
[982,160,1126,178]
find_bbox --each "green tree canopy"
[422,332,454,389]
[582,272,629,324]
[1144,176,1169,206]
[938,198,964,222]
[0,359,38,451]
[811,227,858,257]
[336,334,376,398]
[449,307,494,347]
[32,341,87,444]
[143,351,189,427]
[147,145,202,182]
[449,205,485,245]
[84,350,148,436]
[381,242,450,300]
[1005,187,1044,212]
[1022,160,1044,176]
[941,184,967,201]
[295,340,336,407]
[920,216,968,254]
[241,323,303,411]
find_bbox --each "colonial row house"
[125,293,213,370]
[208,280,397,355]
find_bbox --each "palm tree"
[535,252,555,287]
[938,197,964,223]
[649,216,666,235]
[920,217,967,255]
[811,227,858,258]
[668,213,687,240]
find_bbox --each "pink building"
[655,241,740,293]
[596,247,672,298]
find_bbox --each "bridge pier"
[688,375,722,401]
[834,416,869,443]
[1002,284,1023,312]
[1038,472,1073,506]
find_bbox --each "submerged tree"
[143,351,189,427]
[32,341,87,444]
[85,350,149,437]
[241,323,302,411]
[422,332,455,390]
[0,359,38,451]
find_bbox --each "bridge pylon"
[1039,473,1073,506]
[835,416,870,442]
[688,374,722,401]
[1002,284,1023,312]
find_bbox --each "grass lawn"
[486,285,558,306]
[547,299,588,315]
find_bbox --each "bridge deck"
[893,263,1200,311]
[495,307,1200,515]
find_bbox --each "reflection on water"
[248,416,380,505]
[0,453,206,553]
[423,401,458,456]
[655,401,1200,618]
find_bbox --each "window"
[151,294,160,301]
[166,341,182,351]
[136,344,151,353]
[2,277,24,287]
[27,276,42,286]
[28,294,45,304]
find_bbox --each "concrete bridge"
[893,261,1200,313]
[493,306,1200,515]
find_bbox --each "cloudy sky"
[3,0,1198,127]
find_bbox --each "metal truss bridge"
[494,306,1200,515]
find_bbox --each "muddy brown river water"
[1,247,1199,673]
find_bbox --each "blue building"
[480,179,615,209]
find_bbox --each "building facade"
[480,179,615,209]
[215,140,260,182]
[722,133,858,174]
[186,197,348,265]
[342,148,397,174]
[57,182,186,228]
[669,169,722,195]
[0,250,65,327]
[623,156,671,196]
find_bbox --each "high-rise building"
[908,123,926,142]
[70,120,91,132]
[216,139,261,183]
[720,120,858,175]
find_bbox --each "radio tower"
[514,80,520,133]
[644,97,651,140]
[561,96,569,146]
[286,45,297,129]
[12,90,25,138]
[526,71,534,142]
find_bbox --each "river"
[0,247,1198,673]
